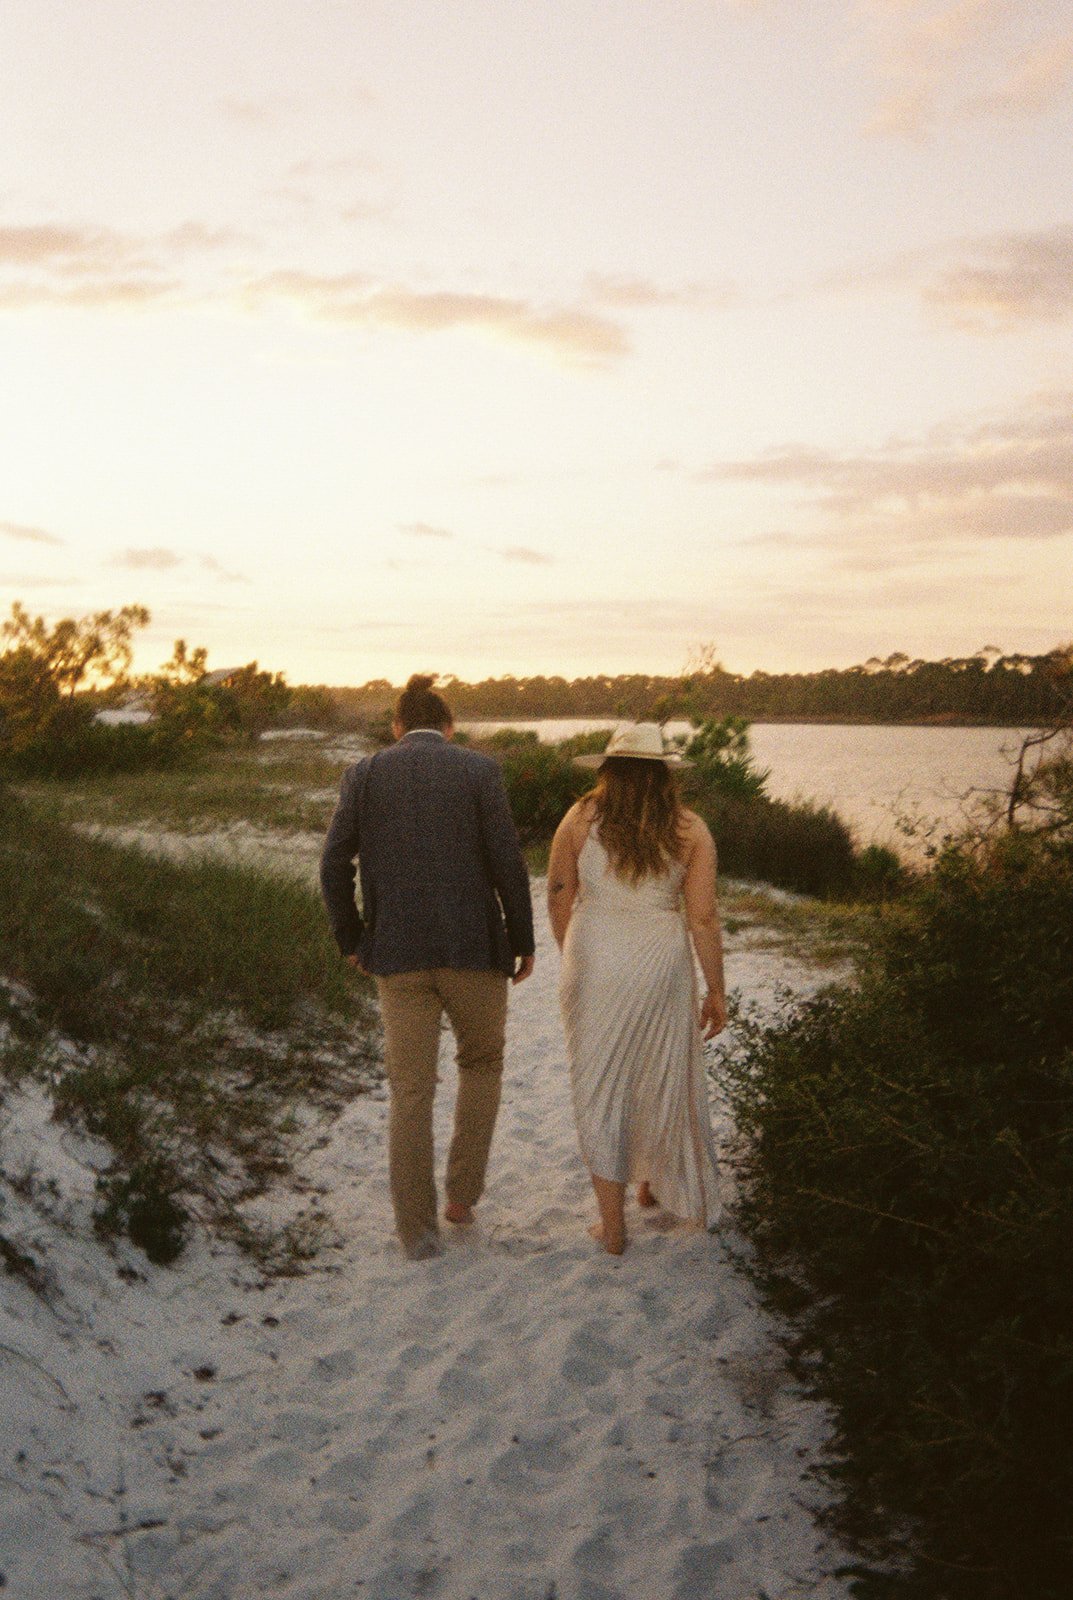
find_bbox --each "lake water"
[458,719,1035,857]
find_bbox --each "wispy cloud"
[586,274,740,311]
[922,225,1073,328]
[0,518,64,547]
[107,548,248,580]
[0,217,248,312]
[858,1,1073,139]
[0,214,625,366]
[218,96,286,127]
[110,547,184,570]
[0,223,125,267]
[499,546,554,565]
[287,156,380,181]
[701,391,1073,546]
[245,271,629,364]
[815,225,1073,330]
[398,521,454,540]
[960,32,1073,118]
[200,554,249,583]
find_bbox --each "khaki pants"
[376,968,509,1254]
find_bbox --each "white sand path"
[1,881,853,1600]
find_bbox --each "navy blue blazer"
[319,731,535,977]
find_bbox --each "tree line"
[328,646,1073,727]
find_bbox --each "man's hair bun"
[396,673,452,732]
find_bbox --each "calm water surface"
[459,719,1033,856]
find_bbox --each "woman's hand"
[699,990,727,1040]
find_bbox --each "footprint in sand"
[489,1424,574,1486]
[436,1342,491,1403]
[311,1348,358,1384]
[561,1326,633,1388]
[271,1408,336,1447]
[673,1539,736,1598]
[396,1340,445,1370]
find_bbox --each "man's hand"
[699,990,727,1040]
[512,954,535,985]
[345,953,368,975]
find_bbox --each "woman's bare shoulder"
[679,808,716,850]
[557,795,597,840]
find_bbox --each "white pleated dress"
[559,831,722,1229]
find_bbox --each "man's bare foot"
[588,1221,626,1256]
[636,1181,658,1208]
[444,1200,474,1225]
[404,1230,444,1262]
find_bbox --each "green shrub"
[694,789,858,898]
[719,832,1073,1598]
[678,714,770,801]
[1,717,188,778]
[852,842,908,902]
[554,728,612,759]
[483,726,540,750]
[94,1159,187,1266]
[496,742,591,842]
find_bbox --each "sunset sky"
[2,0,1071,685]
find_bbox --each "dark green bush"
[679,713,770,801]
[554,728,613,759]
[720,832,1073,1598]
[483,726,540,750]
[694,789,859,897]
[496,741,591,842]
[852,842,908,902]
[1,717,188,778]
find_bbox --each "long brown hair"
[587,757,685,883]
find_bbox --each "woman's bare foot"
[589,1172,627,1256]
[636,1181,658,1208]
[588,1221,626,1256]
[444,1200,474,1225]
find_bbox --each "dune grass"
[17,742,349,836]
[0,785,378,1266]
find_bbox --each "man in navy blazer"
[321,674,535,1259]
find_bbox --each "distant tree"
[211,663,291,738]
[1,600,149,697]
[151,645,290,745]
[0,601,150,759]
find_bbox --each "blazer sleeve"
[319,763,365,956]
[475,759,535,958]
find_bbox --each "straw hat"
[574,721,692,769]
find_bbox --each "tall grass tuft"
[718,831,1073,1598]
[694,790,859,898]
[0,787,377,1264]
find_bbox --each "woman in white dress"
[548,723,728,1256]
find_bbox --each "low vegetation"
[717,816,1073,1599]
[0,787,378,1267]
